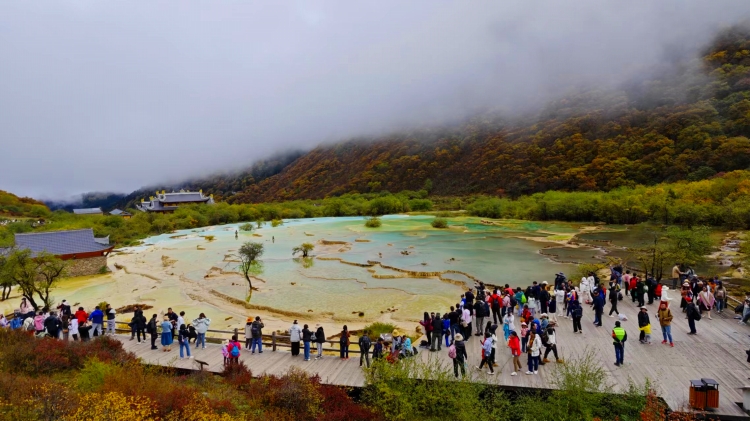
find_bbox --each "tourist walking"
[160,316,173,352]
[44,311,62,339]
[461,305,472,340]
[526,330,541,375]
[251,316,264,354]
[302,324,313,361]
[571,299,583,334]
[372,337,384,361]
[490,290,502,324]
[608,283,619,317]
[686,301,700,335]
[612,321,627,366]
[542,327,562,364]
[592,291,604,327]
[178,324,193,359]
[555,287,565,319]
[340,325,350,359]
[476,332,495,375]
[698,286,715,320]
[289,320,302,356]
[147,314,159,350]
[474,300,487,336]
[69,316,80,341]
[88,306,104,338]
[502,311,515,342]
[657,301,674,346]
[315,325,325,359]
[359,331,372,368]
[508,330,522,375]
[192,313,210,349]
[449,333,468,378]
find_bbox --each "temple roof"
[136,190,214,212]
[73,208,103,215]
[13,229,112,257]
[109,209,132,216]
[159,192,210,203]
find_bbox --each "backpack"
[231,342,240,357]
[510,295,518,306]
[448,344,457,359]
[521,293,527,304]
[251,323,260,337]
[10,318,21,330]
[360,336,371,350]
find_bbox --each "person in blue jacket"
[88,306,104,338]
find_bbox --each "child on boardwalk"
[221,340,230,366]
[520,322,529,353]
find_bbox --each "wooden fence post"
[272,331,277,352]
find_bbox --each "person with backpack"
[44,311,62,339]
[612,321,627,366]
[515,288,526,317]
[133,310,147,343]
[473,300,485,337]
[490,290,501,325]
[657,301,674,346]
[359,331,372,368]
[449,333,467,378]
[289,320,302,356]
[508,330,522,375]
[608,282,620,317]
[178,324,194,359]
[475,332,495,375]
[314,325,325,360]
[686,301,700,335]
[160,315,173,352]
[539,282,550,314]
[339,325,350,359]
[106,304,117,336]
[228,335,242,364]
[248,316,263,354]
[192,313,211,350]
[147,314,159,350]
[570,298,583,334]
[9,312,22,331]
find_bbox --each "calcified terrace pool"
[1,216,608,328]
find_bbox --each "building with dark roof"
[109,209,132,219]
[7,229,114,277]
[136,190,215,213]
[73,208,103,215]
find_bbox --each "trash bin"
[702,378,719,409]
[690,380,707,410]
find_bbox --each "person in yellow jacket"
[612,321,627,366]
[638,322,652,345]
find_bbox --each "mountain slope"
[222,26,750,203]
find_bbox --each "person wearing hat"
[680,281,692,312]
[520,321,530,353]
[244,317,254,350]
[450,333,468,378]
[289,320,302,356]
[637,306,650,343]
[657,300,674,347]
[612,321,627,366]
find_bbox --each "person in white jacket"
[554,288,566,320]
[289,320,302,357]
[192,313,211,349]
[68,317,80,341]
[526,330,542,375]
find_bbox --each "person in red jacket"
[629,275,638,303]
[508,330,522,375]
[74,307,88,325]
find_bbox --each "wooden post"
[272,331,277,352]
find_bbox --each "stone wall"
[66,256,107,277]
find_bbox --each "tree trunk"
[24,294,39,311]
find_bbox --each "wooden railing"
[112,321,362,353]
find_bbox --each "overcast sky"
[2,1,749,200]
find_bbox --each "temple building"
[135,190,215,213]
[2,229,114,277]
[108,209,132,219]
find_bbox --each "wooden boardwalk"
[114,294,750,419]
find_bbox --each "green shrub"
[364,217,382,228]
[271,219,283,227]
[431,217,448,228]
[239,223,254,231]
[362,322,397,338]
[407,199,433,211]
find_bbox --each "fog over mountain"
[2,1,749,199]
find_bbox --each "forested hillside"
[208,25,750,203]
[0,190,50,218]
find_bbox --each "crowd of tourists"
[1,262,742,374]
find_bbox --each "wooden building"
[109,209,132,219]
[135,190,214,213]
[73,207,103,215]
